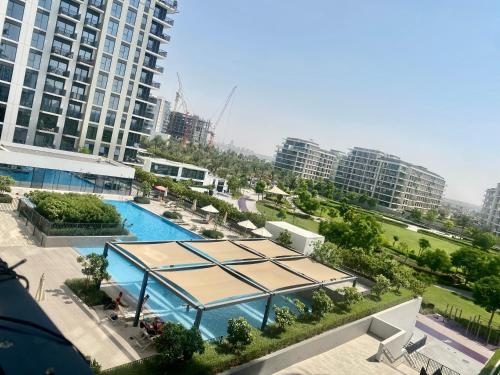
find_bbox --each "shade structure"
[154,185,166,192]
[191,199,197,211]
[230,261,313,291]
[278,258,349,283]
[201,204,219,214]
[266,185,289,196]
[186,240,262,262]
[237,220,257,230]
[222,211,228,224]
[156,266,263,305]
[252,227,273,238]
[117,242,208,269]
[235,240,299,258]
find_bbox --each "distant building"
[166,112,210,145]
[274,138,344,180]
[334,147,445,211]
[481,183,500,235]
[152,97,171,137]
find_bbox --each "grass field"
[480,349,500,375]
[380,223,462,255]
[423,285,500,327]
[256,201,319,232]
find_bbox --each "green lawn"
[423,285,499,327]
[480,349,500,375]
[256,201,319,232]
[381,223,462,255]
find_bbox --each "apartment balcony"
[59,6,81,21]
[133,110,155,120]
[88,0,106,11]
[69,92,87,101]
[77,56,95,65]
[54,26,77,40]
[130,124,153,134]
[142,64,164,74]
[47,66,70,77]
[80,37,98,48]
[40,105,63,115]
[156,0,177,12]
[51,46,74,59]
[151,32,171,42]
[66,110,84,119]
[73,74,91,84]
[44,84,66,97]
[37,125,60,133]
[84,19,101,29]
[146,48,168,58]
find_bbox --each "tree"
[340,286,363,309]
[397,241,411,263]
[408,278,428,296]
[141,180,152,197]
[277,208,287,221]
[409,208,423,222]
[473,276,500,338]
[443,219,455,231]
[76,254,110,288]
[390,265,413,292]
[472,232,497,251]
[0,175,15,195]
[392,235,399,247]
[272,305,295,330]
[371,274,391,298]
[227,317,253,351]
[254,180,266,200]
[293,298,310,319]
[418,249,451,273]
[276,230,292,247]
[424,209,438,223]
[328,208,339,219]
[418,238,431,256]
[454,214,472,233]
[311,288,333,318]
[451,247,485,285]
[154,322,204,365]
[312,242,342,267]
[227,176,241,195]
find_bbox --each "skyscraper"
[151,96,170,136]
[481,183,500,235]
[0,0,176,162]
[166,111,211,145]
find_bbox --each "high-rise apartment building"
[151,96,170,136]
[334,147,445,211]
[481,183,500,235]
[0,0,176,163]
[166,111,210,145]
[274,138,344,180]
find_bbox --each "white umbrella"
[238,220,257,230]
[252,227,273,238]
[35,273,46,302]
[191,199,197,211]
[266,185,289,196]
[201,205,219,214]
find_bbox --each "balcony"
[73,74,90,84]
[69,92,87,101]
[44,85,66,96]
[67,110,84,119]
[54,26,77,40]
[133,110,155,120]
[40,105,63,115]
[37,125,60,133]
[88,0,106,11]
[156,0,177,11]
[84,18,101,29]
[51,46,74,59]
[80,37,98,48]
[152,32,171,42]
[59,6,81,20]
[77,55,95,65]
[47,66,70,77]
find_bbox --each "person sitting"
[104,291,128,310]
[140,317,164,336]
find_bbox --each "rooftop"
[266,221,325,238]
[142,156,209,172]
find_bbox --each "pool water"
[76,200,305,339]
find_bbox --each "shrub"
[0,194,13,203]
[293,298,310,319]
[226,317,253,351]
[312,288,333,318]
[133,196,150,204]
[65,278,109,306]
[276,230,292,247]
[272,305,295,330]
[77,253,110,288]
[0,175,14,194]
[89,358,102,374]
[371,274,391,298]
[340,286,363,309]
[163,210,182,220]
[154,322,204,365]
[202,229,224,239]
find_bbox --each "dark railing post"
[194,308,203,329]
[261,295,273,330]
[133,271,149,327]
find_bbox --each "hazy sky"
[157,0,500,205]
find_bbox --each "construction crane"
[208,85,237,146]
[170,73,191,146]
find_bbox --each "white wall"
[265,221,324,255]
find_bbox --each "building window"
[130,0,139,8]
[7,0,25,21]
[107,19,119,36]
[102,128,113,143]
[35,11,49,30]
[2,20,21,42]
[20,89,35,108]
[126,9,137,25]
[31,30,46,50]
[105,110,116,126]
[111,77,123,93]
[111,1,122,18]
[13,127,28,144]
[109,94,119,110]
[23,69,38,89]
[137,31,144,46]
[38,0,52,11]
[27,50,42,69]
[0,62,14,82]
[86,126,97,140]
[93,90,105,106]
[0,41,17,62]
[96,72,108,88]
[90,107,101,122]
[123,25,133,43]
[0,83,10,102]
[104,37,115,54]
[100,55,112,72]
[119,43,129,59]
[115,61,126,77]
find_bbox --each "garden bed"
[0,193,13,203]
[65,278,110,306]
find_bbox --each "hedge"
[416,229,470,247]
[0,194,13,203]
[134,196,150,204]
[163,211,182,220]
[202,229,224,239]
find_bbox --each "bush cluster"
[27,191,121,224]
[226,317,253,351]
[202,229,224,239]
[133,196,150,204]
[163,210,182,220]
[154,322,204,365]
[0,194,13,203]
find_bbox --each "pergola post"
[261,295,273,330]
[133,271,150,327]
[103,242,109,258]
[194,308,203,329]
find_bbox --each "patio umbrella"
[237,220,257,230]
[35,273,46,302]
[265,185,289,197]
[252,227,273,238]
[222,211,228,224]
[191,199,197,211]
[201,205,219,214]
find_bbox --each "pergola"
[103,239,357,330]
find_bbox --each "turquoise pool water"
[76,200,304,339]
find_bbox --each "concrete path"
[0,201,37,247]
[435,284,473,300]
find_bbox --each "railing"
[18,199,127,237]
[406,350,461,375]
[59,6,81,20]
[37,126,59,133]
[40,106,63,115]
[404,336,427,354]
[73,74,90,83]
[156,0,177,9]
[47,66,71,77]
[80,37,98,47]
[88,0,106,10]
[84,18,101,28]
[51,46,74,58]
[77,56,95,65]
[54,26,77,39]
[69,92,86,101]
[44,85,66,96]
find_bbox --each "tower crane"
[208,85,237,146]
[170,73,191,146]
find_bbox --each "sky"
[157,0,500,205]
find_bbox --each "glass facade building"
[0,0,176,163]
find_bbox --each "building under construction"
[167,112,211,146]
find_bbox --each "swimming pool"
[76,200,304,339]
